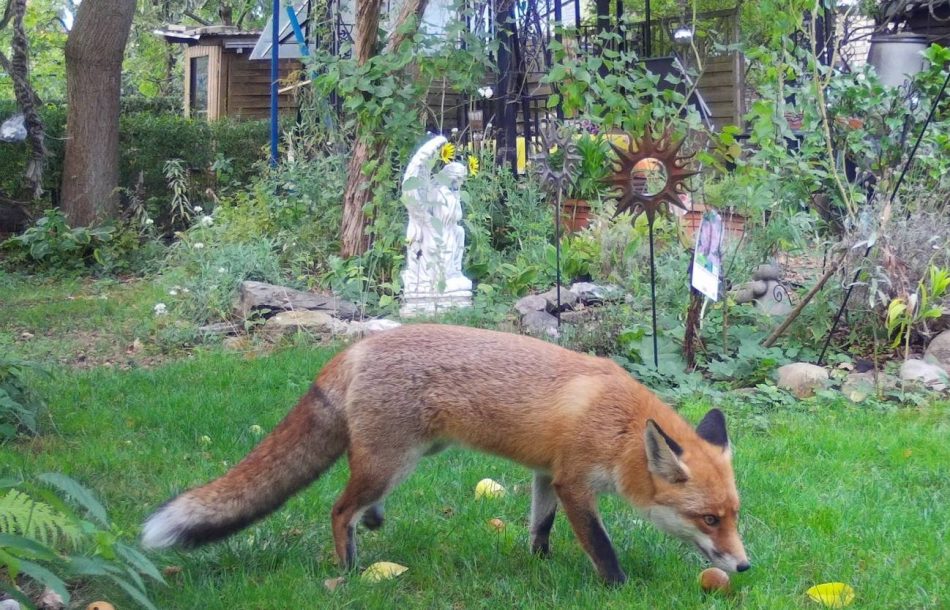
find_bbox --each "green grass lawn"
[2,343,948,609]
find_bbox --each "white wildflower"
[182,287,190,293]
[194,206,203,213]
[200,215,214,227]
[194,242,205,249]
[154,303,167,316]
[169,289,178,296]
[218,267,227,273]
[478,86,494,99]
[144,218,154,226]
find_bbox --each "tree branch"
[0,0,12,31]
[184,10,210,26]
[384,0,430,54]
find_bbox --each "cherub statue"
[401,135,472,308]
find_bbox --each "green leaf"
[19,558,71,603]
[112,542,162,583]
[0,533,60,561]
[37,473,109,527]
[107,573,160,610]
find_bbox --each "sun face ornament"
[529,124,582,198]
[603,126,698,224]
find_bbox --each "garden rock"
[36,588,64,610]
[841,371,898,403]
[514,294,548,315]
[752,264,781,282]
[263,310,348,337]
[559,309,596,324]
[345,319,402,337]
[928,297,950,334]
[521,310,559,338]
[900,359,948,392]
[776,363,829,398]
[923,330,950,374]
[236,281,359,321]
[539,286,578,312]
[198,322,240,336]
[569,282,623,305]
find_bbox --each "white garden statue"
[400,135,473,316]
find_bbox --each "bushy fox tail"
[142,384,348,549]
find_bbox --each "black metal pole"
[649,217,659,368]
[644,0,651,57]
[556,187,562,327]
[817,67,950,365]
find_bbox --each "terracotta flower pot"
[560,198,592,233]
[679,203,746,246]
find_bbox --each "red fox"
[142,324,749,584]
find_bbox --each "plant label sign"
[691,211,723,301]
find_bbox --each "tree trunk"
[339,0,429,257]
[0,0,47,199]
[60,0,135,227]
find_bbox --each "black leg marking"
[531,509,556,556]
[585,513,626,586]
[343,525,357,570]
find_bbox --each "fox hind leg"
[530,472,558,556]
[331,446,422,570]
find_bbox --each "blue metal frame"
[270,0,280,165]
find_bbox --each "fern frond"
[0,489,82,549]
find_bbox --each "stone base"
[400,291,473,317]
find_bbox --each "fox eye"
[703,515,720,527]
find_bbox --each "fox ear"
[696,408,730,451]
[645,420,689,483]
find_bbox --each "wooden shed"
[156,25,302,121]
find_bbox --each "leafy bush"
[0,357,48,441]
[212,153,347,277]
[1,209,164,276]
[0,101,271,226]
[1,209,114,272]
[0,474,163,609]
[163,224,290,325]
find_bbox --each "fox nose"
[736,561,751,572]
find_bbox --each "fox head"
[641,408,750,573]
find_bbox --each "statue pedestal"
[400,273,472,317]
[400,289,473,317]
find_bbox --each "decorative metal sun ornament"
[603,126,698,224]
[529,123,582,197]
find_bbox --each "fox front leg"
[554,482,626,586]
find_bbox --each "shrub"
[0,100,272,226]
[163,227,290,325]
[1,209,165,276]
[1,208,114,272]
[0,357,48,441]
[0,474,163,609]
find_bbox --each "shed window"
[190,56,209,118]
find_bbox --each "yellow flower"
[468,155,479,176]
[440,142,456,164]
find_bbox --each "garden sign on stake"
[603,126,697,368]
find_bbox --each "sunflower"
[468,155,479,176]
[440,142,456,164]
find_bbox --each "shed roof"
[154,24,261,49]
